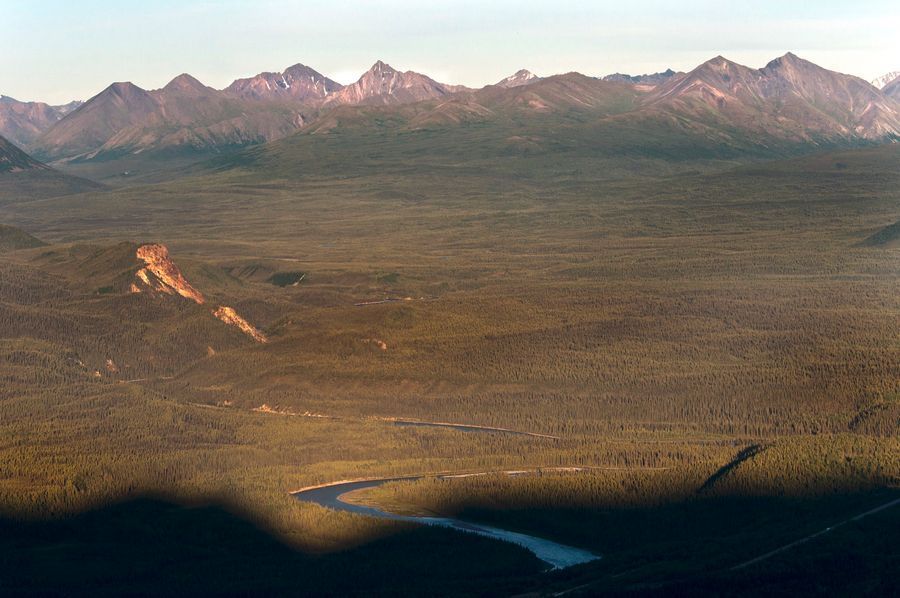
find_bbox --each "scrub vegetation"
[0,123,897,594]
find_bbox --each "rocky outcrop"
[134,243,206,304]
[362,338,388,351]
[132,244,267,343]
[213,306,268,343]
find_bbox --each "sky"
[2,0,898,104]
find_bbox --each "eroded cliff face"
[134,243,206,304]
[132,244,267,343]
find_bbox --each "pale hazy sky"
[2,0,898,104]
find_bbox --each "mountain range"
[644,53,900,141]
[23,61,470,166]
[2,54,899,181]
[225,63,342,102]
[324,60,466,106]
[602,69,678,86]
[0,96,82,148]
[30,76,307,163]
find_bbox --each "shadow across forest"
[696,444,768,494]
[1,485,898,596]
[0,497,542,597]
[450,487,900,596]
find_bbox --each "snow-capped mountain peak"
[495,69,540,88]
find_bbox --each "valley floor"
[0,144,897,594]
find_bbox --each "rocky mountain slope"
[882,74,900,100]
[298,72,641,136]
[0,240,272,383]
[324,61,454,106]
[31,61,463,163]
[645,53,900,141]
[0,96,70,147]
[603,69,677,87]
[33,82,160,160]
[495,70,541,88]
[226,63,343,102]
[31,76,305,162]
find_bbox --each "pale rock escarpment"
[135,244,206,303]
[132,243,267,343]
[212,306,268,343]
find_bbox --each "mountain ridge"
[603,69,677,86]
[645,52,900,141]
[0,134,50,173]
[226,63,343,102]
[31,78,306,163]
[17,53,900,177]
[0,96,80,147]
[323,61,454,106]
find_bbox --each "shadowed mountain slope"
[0,224,45,252]
[0,133,105,201]
[0,134,48,173]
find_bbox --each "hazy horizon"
[2,0,898,104]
